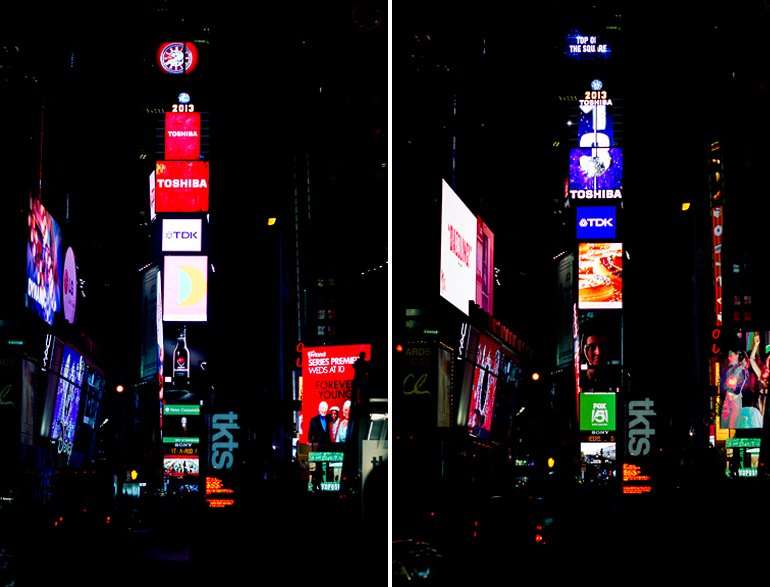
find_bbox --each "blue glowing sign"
[50,345,85,456]
[576,206,617,240]
[566,32,611,59]
[569,147,623,200]
[578,105,614,146]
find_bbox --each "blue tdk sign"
[576,206,617,239]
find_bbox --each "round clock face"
[157,42,199,75]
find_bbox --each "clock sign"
[157,41,199,75]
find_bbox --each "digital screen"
[720,332,770,429]
[26,197,62,325]
[307,451,345,492]
[566,32,611,58]
[63,247,77,324]
[82,367,104,429]
[149,170,156,221]
[300,344,371,445]
[579,442,616,483]
[579,392,616,431]
[466,334,501,440]
[163,256,208,322]
[162,218,202,252]
[440,179,477,315]
[476,218,495,315]
[156,41,199,75]
[578,105,614,147]
[569,147,623,201]
[50,345,85,447]
[578,310,621,392]
[576,207,617,240]
[165,112,201,160]
[578,243,622,309]
[163,413,201,439]
[163,456,199,477]
[155,161,209,213]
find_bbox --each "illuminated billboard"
[579,442,616,483]
[149,170,156,221]
[162,218,202,252]
[163,456,199,477]
[300,344,371,445]
[156,41,199,75]
[578,243,622,309]
[466,334,501,440]
[576,207,617,240]
[63,247,77,324]
[165,112,201,160]
[566,32,611,59]
[50,345,85,457]
[578,310,621,392]
[163,256,208,322]
[476,218,495,314]
[720,332,770,429]
[307,451,344,492]
[579,392,616,432]
[26,197,62,325]
[440,179,477,315]
[155,161,209,213]
[569,147,623,201]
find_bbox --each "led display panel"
[579,442,616,483]
[569,147,623,201]
[26,197,62,325]
[578,243,622,309]
[163,456,199,477]
[466,334,501,440]
[579,392,616,432]
[165,112,201,160]
[163,256,208,322]
[300,344,371,446]
[50,345,85,451]
[155,161,209,213]
[440,180,477,315]
[162,218,202,252]
[720,331,770,430]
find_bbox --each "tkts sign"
[155,161,209,213]
[165,112,201,160]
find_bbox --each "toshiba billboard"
[155,161,209,213]
[440,180,477,315]
[300,344,371,446]
[165,112,201,160]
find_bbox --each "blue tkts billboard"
[576,207,617,240]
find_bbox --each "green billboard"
[580,392,616,432]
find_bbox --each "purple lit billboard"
[569,147,623,201]
[26,197,63,325]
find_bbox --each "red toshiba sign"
[300,344,371,446]
[165,112,201,160]
[155,161,209,213]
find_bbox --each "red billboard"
[300,344,371,446]
[165,112,201,160]
[155,161,209,213]
[476,217,495,314]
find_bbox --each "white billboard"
[440,179,477,315]
[162,218,202,252]
[163,255,208,322]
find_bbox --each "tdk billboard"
[576,206,617,240]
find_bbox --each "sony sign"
[162,218,202,252]
[576,206,617,240]
[627,398,655,457]
[211,412,239,470]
